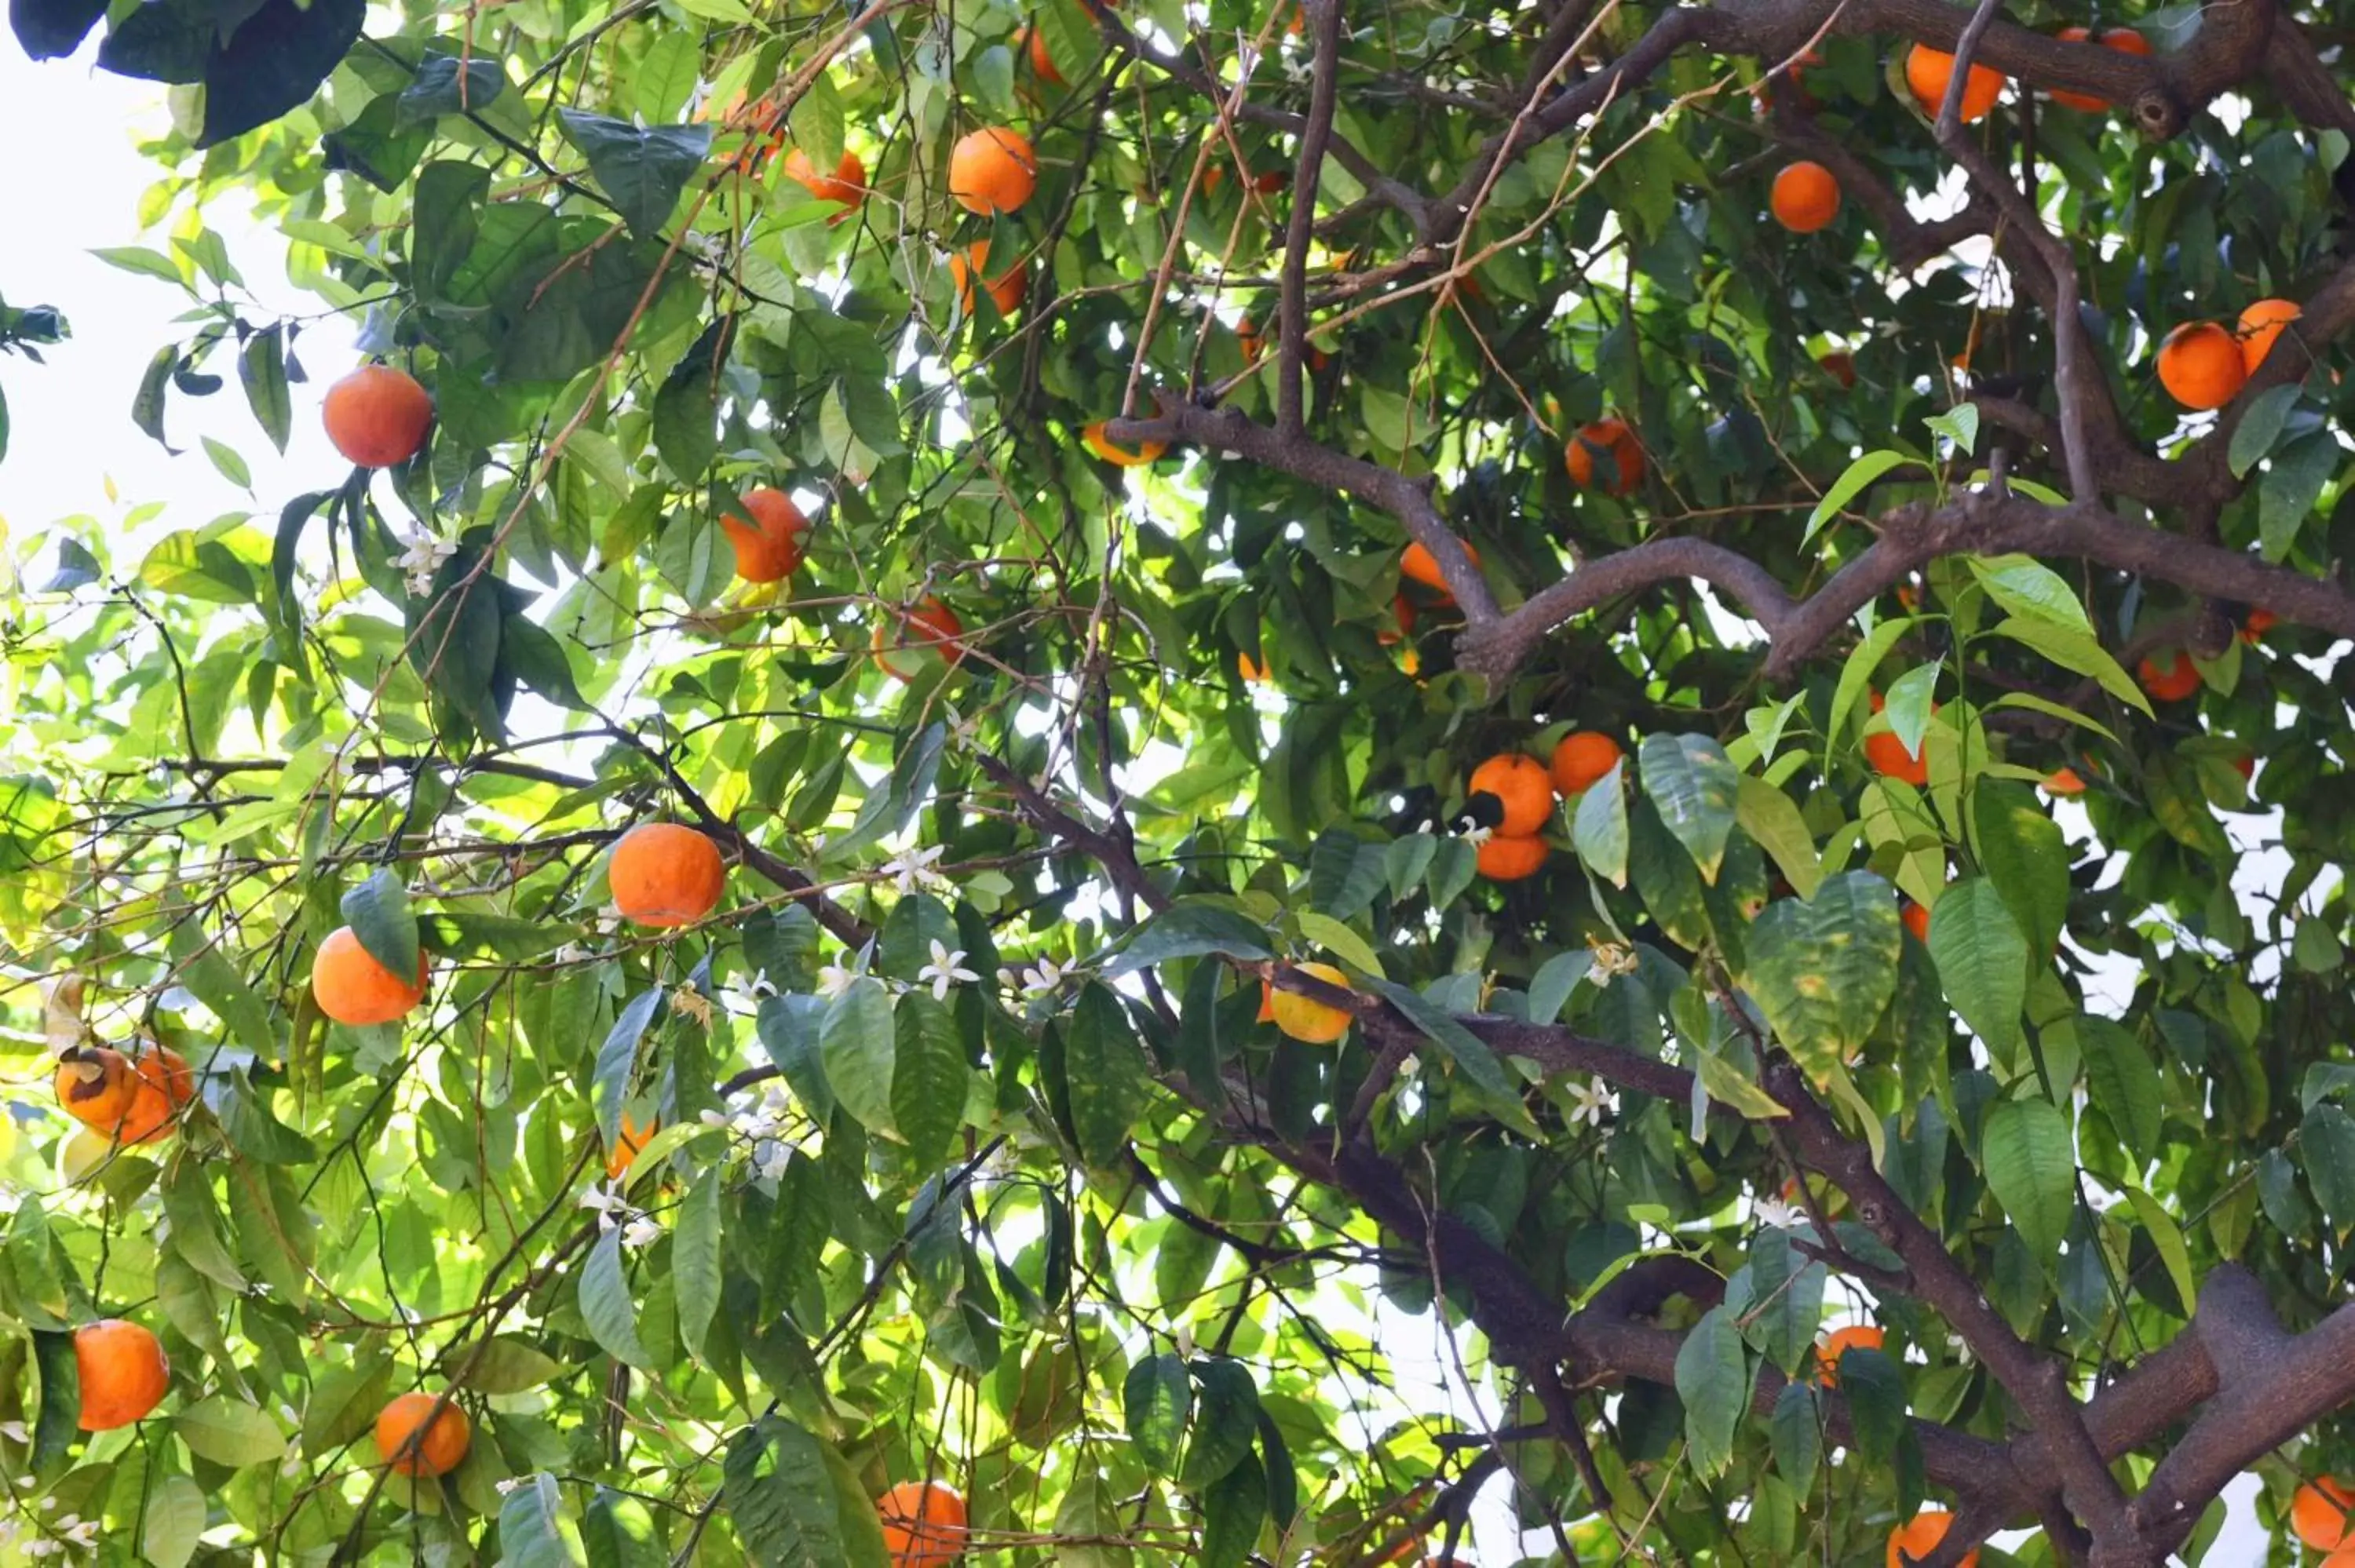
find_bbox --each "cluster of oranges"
[1465,731,1626,881]
[52,1041,194,1148]
[1754,36,2312,419]
[1809,1324,1981,1567]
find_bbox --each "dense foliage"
[9,0,2355,1561]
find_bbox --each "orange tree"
[6,0,2355,1559]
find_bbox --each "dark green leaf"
[412,159,491,304]
[1179,1359,1260,1490]
[2228,381,2302,479]
[1837,1347,1904,1465]
[557,111,710,235]
[1573,760,1629,885]
[1106,899,1272,975]
[1673,1304,1748,1479]
[1970,784,2068,961]
[196,0,366,148]
[723,1417,887,1567]
[498,1474,588,1568]
[397,54,507,127]
[593,987,663,1144]
[584,1487,666,1568]
[12,0,107,58]
[2302,1103,2355,1235]
[2078,1016,2161,1158]
[891,993,966,1171]
[238,326,290,452]
[341,866,419,979]
[1771,1381,1820,1494]
[1199,1455,1266,1568]
[133,343,177,453]
[1124,1353,1191,1477]
[675,1161,723,1359]
[1063,983,1152,1167]
[1926,878,2028,1062]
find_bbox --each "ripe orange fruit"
[1476,834,1549,881]
[1234,316,1329,370]
[878,1480,969,1568]
[608,823,725,928]
[1550,731,1623,795]
[1863,692,1932,786]
[2295,1479,2355,1551]
[1083,420,1166,465]
[54,1046,139,1131]
[2043,765,2088,795]
[876,596,969,680]
[1564,418,1644,495]
[719,487,811,583]
[374,1391,470,1478]
[605,1112,656,1181]
[948,126,1038,215]
[2244,607,2278,641]
[1904,45,2003,122]
[1468,753,1556,836]
[75,1320,170,1431]
[2239,297,2302,374]
[1816,1323,1883,1387]
[2050,26,2149,111]
[949,239,1026,317]
[1888,1508,1976,1568]
[1901,899,1930,943]
[323,365,433,469]
[2156,322,2247,410]
[312,924,430,1027]
[1271,962,1353,1044]
[1026,24,1063,85]
[1769,160,1841,232]
[1818,349,1857,387]
[2137,648,2203,702]
[116,1047,195,1145]
[1399,540,1480,600]
[782,148,867,216]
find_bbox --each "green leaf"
[2228,381,2302,478]
[1925,403,1979,454]
[557,111,711,235]
[1742,871,1903,1082]
[1366,979,1539,1136]
[1991,616,2151,715]
[1836,1347,1904,1464]
[144,1474,206,1568]
[396,54,507,127]
[724,1417,886,1567]
[1297,910,1383,978]
[173,1395,287,1468]
[2302,1103,2355,1235]
[1736,776,1819,899]
[1981,1097,2076,1263]
[1309,829,1387,920]
[341,866,419,980]
[593,986,663,1145]
[1124,1353,1192,1477]
[238,326,291,452]
[92,245,188,284]
[29,1329,77,1464]
[891,992,967,1170]
[2123,1187,2196,1318]
[133,342,177,453]
[1424,835,1477,910]
[1882,662,1939,758]
[1771,1382,1820,1493]
[1805,449,1922,544]
[580,1227,653,1368]
[789,67,845,174]
[585,1487,667,1568]
[2260,429,2339,561]
[500,1474,589,1568]
[675,1161,723,1360]
[1673,1304,1748,1479]
[820,979,896,1136]
[167,913,276,1060]
[1966,555,2092,635]
[1970,783,2068,960]
[1106,899,1272,975]
[1179,1360,1261,1490]
[1926,878,2028,1061]
[2079,1016,2161,1158]
[1639,734,1740,883]
[1572,760,1629,887]
[304,1352,395,1449]
[1528,950,1590,1025]
[1828,614,1919,752]
[1733,1229,1824,1374]
[1199,1454,1266,1568]
[220,1074,317,1163]
[456,1337,563,1395]
[1063,983,1152,1167]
